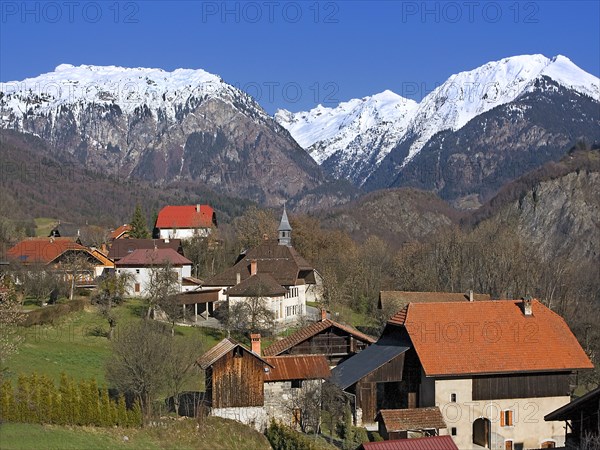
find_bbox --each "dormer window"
[450,393,457,402]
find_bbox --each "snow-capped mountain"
[0,64,324,205]
[276,55,599,194]
[275,91,417,185]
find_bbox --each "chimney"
[250,333,261,356]
[236,272,241,285]
[321,308,327,321]
[521,296,533,316]
[468,290,474,302]
[250,259,257,276]
[196,204,200,213]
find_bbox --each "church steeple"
[277,204,292,246]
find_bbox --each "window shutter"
[507,410,513,426]
[500,411,505,427]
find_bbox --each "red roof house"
[155,204,217,239]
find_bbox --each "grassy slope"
[0,417,271,450]
[5,299,225,387]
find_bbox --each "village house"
[108,224,132,241]
[331,298,593,449]
[197,334,331,432]
[203,207,323,325]
[545,386,600,449]
[7,236,114,280]
[263,309,376,367]
[154,204,217,239]
[114,248,192,297]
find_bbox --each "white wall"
[117,264,190,297]
[211,406,268,432]
[158,228,210,239]
[432,377,568,449]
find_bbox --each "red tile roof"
[378,408,446,432]
[7,237,89,264]
[263,355,330,381]
[115,248,192,267]
[388,300,594,376]
[361,436,458,450]
[263,319,376,356]
[155,205,216,229]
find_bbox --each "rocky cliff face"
[0,65,324,206]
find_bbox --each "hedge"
[22,299,88,327]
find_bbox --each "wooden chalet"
[197,337,271,409]
[263,309,376,366]
[545,386,600,448]
[376,407,447,440]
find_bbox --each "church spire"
[277,204,292,246]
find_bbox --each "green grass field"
[0,418,271,450]
[33,217,57,237]
[5,299,225,387]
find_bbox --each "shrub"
[22,299,87,326]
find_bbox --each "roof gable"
[226,273,287,297]
[155,205,216,229]
[263,319,376,356]
[388,300,594,376]
[197,338,272,370]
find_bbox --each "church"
[202,206,323,325]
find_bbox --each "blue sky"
[1,1,599,114]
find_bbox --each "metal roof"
[361,435,458,450]
[331,336,410,389]
[545,386,600,421]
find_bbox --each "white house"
[115,248,192,297]
[202,206,322,325]
[155,204,217,239]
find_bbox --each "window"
[135,269,140,274]
[233,347,243,358]
[450,393,457,402]
[134,283,140,293]
[501,410,514,427]
[291,380,302,389]
[451,427,457,436]
[541,442,555,448]
[514,444,524,450]
[505,440,513,450]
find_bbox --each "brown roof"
[227,273,287,297]
[196,338,271,370]
[108,238,183,261]
[204,241,314,287]
[174,289,221,305]
[378,407,446,432]
[387,299,594,376]
[379,291,490,311]
[109,224,132,240]
[116,248,192,267]
[8,238,98,265]
[361,436,458,450]
[263,319,376,356]
[263,355,330,381]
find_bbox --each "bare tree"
[58,251,95,301]
[0,277,24,377]
[92,271,133,339]
[224,287,276,336]
[163,337,202,417]
[145,260,180,321]
[106,320,172,424]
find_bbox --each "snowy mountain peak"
[1,63,230,119]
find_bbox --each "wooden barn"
[197,337,272,409]
[263,309,376,366]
